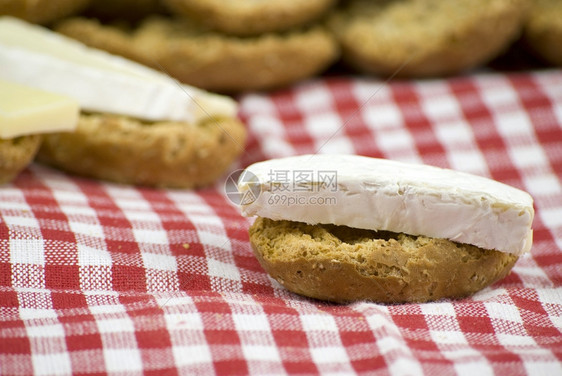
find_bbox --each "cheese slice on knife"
[238,154,534,256]
[0,16,236,123]
[0,80,79,139]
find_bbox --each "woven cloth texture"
[1,70,561,375]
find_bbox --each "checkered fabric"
[1,70,561,376]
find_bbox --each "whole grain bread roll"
[250,218,518,303]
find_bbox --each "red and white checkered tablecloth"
[1,69,561,376]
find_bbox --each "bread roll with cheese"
[238,155,534,303]
[0,17,246,188]
[0,80,79,184]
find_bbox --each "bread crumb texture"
[0,135,42,185]
[524,0,562,66]
[55,17,339,92]
[37,113,246,188]
[162,0,337,36]
[250,217,518,303]
[328,0,528,77]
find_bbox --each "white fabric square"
[26,323,65,338]
[376,128,417,151]
[377,336,404,354]
[497,333,537,347]
[207,258,240,281]
[472,288,507,301]
[3,215,40,228]
[59,205,97,218]
[539,208,562,228]
[19,308,57,320]
[296,86,333,112]
[421,95,460,120]
[430,330,468,345]
[362,311,395,333]
[69,222,104,238]
[249,115,287,137]
[261,139,296,158]
[310,346,350,364]
[88,302,124,315]
[242,345,281,361]
[352,80,392,103]
[53,190,88,205]
[421,302,456,316]
[300,314,338,332]
[510,144,548,169]
[0,198,28,210]
[305,113,342,138]
[78,244,112,266]
[172,345,212,366]
[233,313,270,332]
[494,112,534,138]
[164,312,203,331]
[186,214,222,226]
[142,252,177,271]
[454,361,494,376]
[198,231,230,250]
[484,302,522,322]
[435,120,474,144]
[524,360,562,376]
[133,229,168,245]
[479,82,518,108]
[97,318,135,333]
[32,353,72,376]
[447,150,489,176]
[124,210,161,222]
[523,174,562,196]
[388,357,424,376]
[536,287,562,306]
[241,93,277,114]
[104,348,143,373]
[114,197,151,211]
[362,103,403,129]
[315,137,356,155]
[10,240,44,264]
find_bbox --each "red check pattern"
[1,70,562,375]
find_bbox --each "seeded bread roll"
[0,0,90,25]
[162,0,337,36]
[0,135,42,185]
[523,0,562,66]
[328,0,528,77]
[239,155,534,304]
[55,17,339,93]
[250,218,519,303]
[37,113,246,188]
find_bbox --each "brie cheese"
[0,16,237,123]
[238,154,534,255]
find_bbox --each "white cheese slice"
[0,16,237,123]
[0,80,79,138]
[238,154,534,255]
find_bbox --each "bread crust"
[55,17,339,92]
[162,0,337,36]
[37,113,246,188]
[0,135,42,185]
[249,217,518,303]
[0,0,90,24]
[328,0,528,77]
[524,0,562,66]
